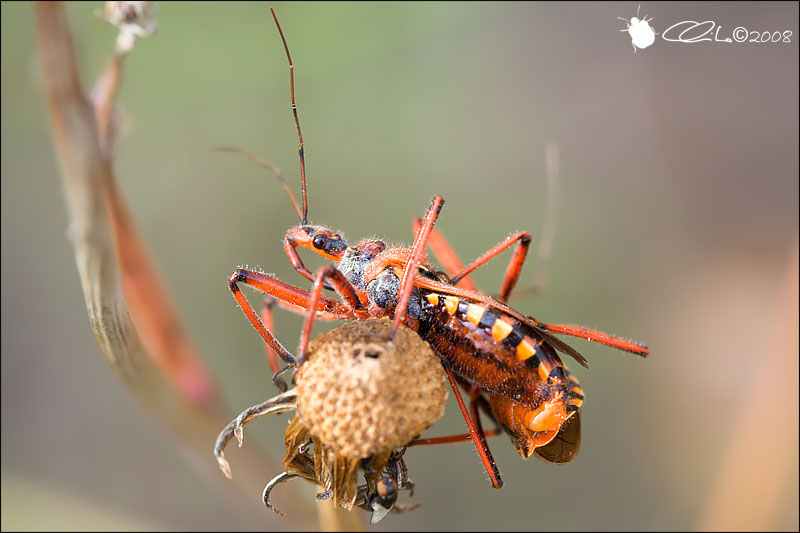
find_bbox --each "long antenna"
[270,7,308,225]
[213,145,303,220]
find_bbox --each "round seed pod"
[294,318,448,459]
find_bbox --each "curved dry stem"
[214,390,298,479]
[34,2,320,526]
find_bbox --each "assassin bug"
[225,8,649,490]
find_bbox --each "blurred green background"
[2,2,798,530]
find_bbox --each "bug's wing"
[532,327,589,368]
[533,411,581,464]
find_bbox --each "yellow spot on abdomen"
[426,294,440,306]
[516,340,536,361]
[491,319,513,341]
[466,304,485,325]
[538,362,551,382]
[444,296,459,314]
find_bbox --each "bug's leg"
[282,233,331,289]
[455,374,502,430]
[296,265,367,367]
[393,451,413,495]
[259,297,290,392]
[450,231,533,304]
[442,368,503,488]
[413,221,533,304]
[409,382,502,446]
[465,382,504,434]
[271,365,294,392]
[407,428,502,446]
[413,219,478,291]
[228,268,356,368]
[537,322,650,356]
[391,196,445,338]
[264,295,350,322]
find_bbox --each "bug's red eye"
[312,234,326,249]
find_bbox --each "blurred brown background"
[2,2,797,530]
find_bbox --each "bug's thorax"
[337,240,386,290]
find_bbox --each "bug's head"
[286,225,348,260]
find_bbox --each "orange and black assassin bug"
[224,7,649,489]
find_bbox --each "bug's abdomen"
[420,292,583,454]
[486,365,583,457]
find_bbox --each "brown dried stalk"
[33,2,334,528]
[696,243,799,530]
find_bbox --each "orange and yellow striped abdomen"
[420,292,583,457]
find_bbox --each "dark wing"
[532,326,589,368]
[533,411,581,464]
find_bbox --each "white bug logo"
[618,5,657,52]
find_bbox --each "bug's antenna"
[213,145,304,220]
[270,7,308,226]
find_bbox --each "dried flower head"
[214,319,447,521]
[98,1,157,54]
[294,318,448,459]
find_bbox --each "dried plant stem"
[34,2,317,526]
[696,243,799,530]
[318,498,368,532]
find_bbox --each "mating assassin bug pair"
[225,8,649,491]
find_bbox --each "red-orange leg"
[413,219,477,291]
[539,323,650,356]
[409,428,501,447]
[454,374,503,427]
[414,221,532,305]
[391,196,445,338]
[259,297,289,391]
[228,268,357,369]
[450,231,532,304]
[282,234,335,291]
[296,265,368,367]
[283,236,317,285]
[444,369,503,488]
[257,292,348,322]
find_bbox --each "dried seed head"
[99,1,157,54]
[295,318,448,459]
